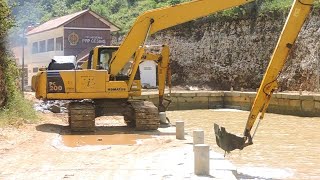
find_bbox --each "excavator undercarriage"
[68,100,160,132]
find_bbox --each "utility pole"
[21,28,25,96]
[316,47,320,92]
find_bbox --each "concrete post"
[176,121,184,140]
[193,130,204,145]
[299,89,302,96]
[194,144,210,176]
[230,87,233,92]
[159,112,167,124]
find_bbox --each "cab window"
[99,50,111,70]
[87,50,93,69]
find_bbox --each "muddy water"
[62,134,151,147]
[167,109,320,179]
[62,116,153,147]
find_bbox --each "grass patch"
[0,56,37,127]
[0,95,37,127]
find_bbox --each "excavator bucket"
[214,123,246,152]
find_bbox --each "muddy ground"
[0,112,187,179]
[1,92,319,179]
[1,110,256,179]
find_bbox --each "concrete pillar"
[159,112,167,124]
[241,88,244,92]
[299,89,302,95]
[230,87,233,92]
[194,144,210,176]
[176,121,184,140]
[193,130,204,145]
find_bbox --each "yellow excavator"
[214,0,315,152]
[32,0,255,131]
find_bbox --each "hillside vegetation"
[0,0,36,126]
[9,0,320,45]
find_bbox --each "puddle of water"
[62,134,152,147]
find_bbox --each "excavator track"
[124,101,160,130]
[67,100,159,131]
[68,102,95,132]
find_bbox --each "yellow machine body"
[32,45,142,100]
[33,70,142,100]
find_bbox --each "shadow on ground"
[232,170,278,180]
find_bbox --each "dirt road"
[0,112,180,179]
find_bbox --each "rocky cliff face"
[147,10,320,91]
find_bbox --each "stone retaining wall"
[133,91,320,117]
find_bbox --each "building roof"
[27,9,120,36]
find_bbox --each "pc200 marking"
[49,82,63,91]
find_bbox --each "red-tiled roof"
[27,10,88,36]
[26,9,120,36]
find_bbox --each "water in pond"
[167,109,320,179]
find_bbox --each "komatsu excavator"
[214,0,315,152]
[32,0,254,131]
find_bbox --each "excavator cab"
[85,46,119,70]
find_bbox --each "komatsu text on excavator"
[32,0,254,131]
[214,0,315,153]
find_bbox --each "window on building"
[39,40,46,53]
[33,67,38,73]
[32,42,38,54]
[47,38,54,51]
[56,37,63,51]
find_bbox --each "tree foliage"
[8,0,190,43]
[8,0,320,45]
[0,0,36,125]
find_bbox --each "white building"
[23,9,119,86]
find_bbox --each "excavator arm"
[214,0,314,152]
[109,0,254,76]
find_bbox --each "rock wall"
[137,91,320,117]
[147,9,320,91]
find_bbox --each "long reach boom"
[214,0,315,152]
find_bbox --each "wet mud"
[62,133,152,147]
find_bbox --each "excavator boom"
[109,0,254,76]
[215,0,314,152]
